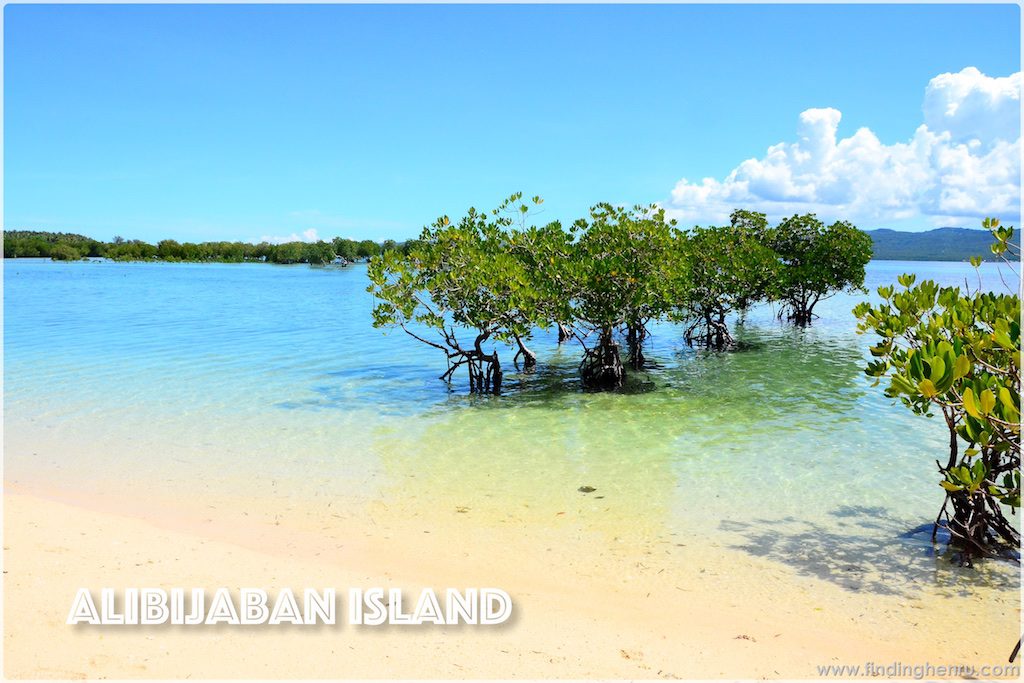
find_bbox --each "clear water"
[3,258,1020,596]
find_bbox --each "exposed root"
[580,335,624,389]
[684,311,735,351]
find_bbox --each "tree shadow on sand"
[720,505,1019,598]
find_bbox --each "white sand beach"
[3,487,1018,679]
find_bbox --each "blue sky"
[4,3,1021,243]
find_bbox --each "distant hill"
[865,227,1020,262]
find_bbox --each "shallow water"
[3,258,1020,598]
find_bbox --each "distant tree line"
[2,230,419,264]
[368,193,873,393]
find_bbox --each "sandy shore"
[3,487,1020,679]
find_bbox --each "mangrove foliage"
[854,219,1020,565]
[368,194,874,393]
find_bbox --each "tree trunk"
[935,416,1020,564]
[580,327,625,389]
[557,323,572,344]
[626,322,647,369]
[706,310,734,351]
[490,354,503,394]
[944,489,1018,566]
[466,332,502,395]
[787,293,818,327]
[685,310,734,351]
[513,333,537,371]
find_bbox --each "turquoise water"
[3,258,1020,594]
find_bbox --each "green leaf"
[998,386,1020,421]
[953,354,971,379]
[979,389,996,415]
[962,387,981,418]
[972,459,986,482]
[993,329,1015,350]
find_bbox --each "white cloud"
[666,67,1021,228]
[923,67,1020,145]
[258,228,321,244]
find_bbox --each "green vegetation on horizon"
[2,230,419,264]
[6,224,1010,264]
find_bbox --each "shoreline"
[4,485,1019,679]
[2,257,1016,266]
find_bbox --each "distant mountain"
[865,227,1020,262]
